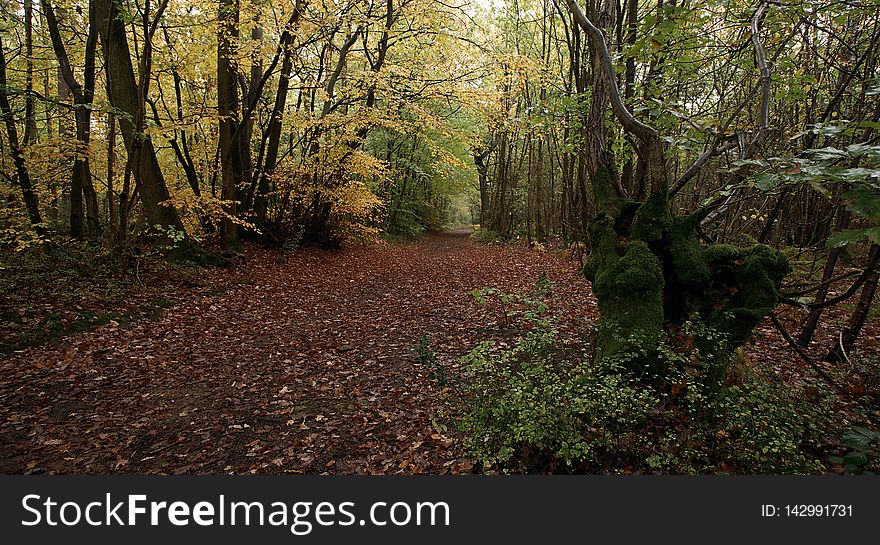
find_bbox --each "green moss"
[583,195,790,376]
[631,193,670,243]
[592,240,665,372]
[704,244,791,346]
[667,216,710,287]
[591,166,618,211]
[704,243,741,265]
[583,216,618,282]
[612,199,642,233]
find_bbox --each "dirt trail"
[0,233,595,474]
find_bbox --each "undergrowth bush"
[829,426,880,474]
[458,289,836,474]
[0,238,204,352]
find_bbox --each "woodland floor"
[0,230,877,474]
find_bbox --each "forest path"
[0,232,595,474]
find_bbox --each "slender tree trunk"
[24,0,38,144]
[237,20,262,201]
[80,0,101,236]
[620,0,638,193]
[218,0,241,250]
[44,0,105,237]
[107,113,117,241]
[254,1,304,224]
[54,8,78,236]
[95,0,185,232]
[473,145,491,227]
[798,207,850,346]
[827,244,880,363]
[0,37,45,234]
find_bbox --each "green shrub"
[470,282,550,328]
[457,295,835,474]
[412,335,448,387]
[386,206,427,239]
[470,228,516,244]
[459,325,660,471]
[698,381,827,473]
[829,426,880,474]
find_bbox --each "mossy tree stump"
[583,169,790,377]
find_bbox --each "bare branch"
[669,140,737,197]
[560,0,657,144]
[771,315,842,392]
[559,0,668,195]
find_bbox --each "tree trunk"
[44,2,100,237]
[798,207,851,346]
[568,0,788,378]
[827,244,880,363]
[24,0,38,144]
[107,113,117,241]
[95,0,184,232]
[0,36,46,235]
[255,1,304,225]
[218,0,241,251]
[473,145,491,227]
[299,29,360,247]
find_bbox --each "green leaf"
[826,227,880,248]
[753,173,779,192]
[845,143,880,159]
[843,451,868,466]
[806,146,848,160]
[842,187,880,221]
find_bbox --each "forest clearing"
[2,0,880,474]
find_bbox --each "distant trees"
[0,0,476,248]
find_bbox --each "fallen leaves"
[3,231,871,474]
[0,232,596,474]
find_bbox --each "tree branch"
[771,314,842,392]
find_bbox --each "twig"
[835,330,852,366]
[770,314,842,392]
[135,257,144,287]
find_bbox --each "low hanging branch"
[781,244,880,309]
[669,140,738,197]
